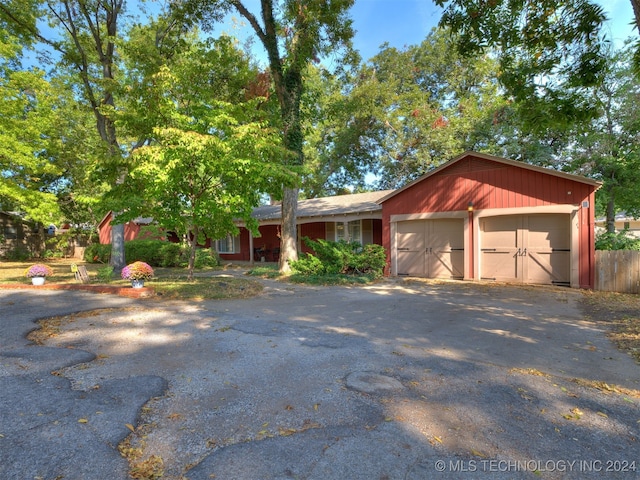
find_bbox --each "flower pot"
[131,279,145,289]
[31,276,46,286]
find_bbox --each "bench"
[71,264,90,284]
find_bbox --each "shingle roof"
[252,190,394,222]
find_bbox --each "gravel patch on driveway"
[1,279,639,479]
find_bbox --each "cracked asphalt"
[1,275,639,479]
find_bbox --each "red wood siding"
[383,158,592,215]
[381,154,598,288]
[372,219,382,245]
[98,213,143,244]
[300,223,327,253]
[219,225,281,262]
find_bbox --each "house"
[595,213,640,238]
[378,152,600,289]
[97,191,391,262]
[222,190,393,262]
[97,152,601,288]
[98,212,157,244]
[0,211,45,258]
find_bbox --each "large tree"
[301,28,541,191]
[567,43,640,231]
[435,0,615,131]
[0,0,193,269]
[113,34,292,277]
[0,33,62,223]
[182,0,355,273]
[1,0,130,267]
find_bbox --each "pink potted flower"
[121,261,154,288]
[25,264,54,286]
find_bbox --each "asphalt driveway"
[1,277,639,479]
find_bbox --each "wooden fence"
[595,250,640,294]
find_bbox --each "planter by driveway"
[1,278,638,479]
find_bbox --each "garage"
[396,219,464,279]
[480,214,571,285]
[379,152,600,289]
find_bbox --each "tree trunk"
[110,223,126,270]
[187,226,198,281]
[279,186,299,273]
[632,0,640,33]
[605,192,616,234]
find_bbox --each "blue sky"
[350,0,636,61]
[214,0,637,65]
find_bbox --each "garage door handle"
[398,247,410,251]
[522,248,527,256]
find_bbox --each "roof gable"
[378,151,601,204]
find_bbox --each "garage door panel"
[481,250,520,280]
[395,219,464,279]
[397,221,425,251]
[482,216,519,248]
[430,219,464,250]
[527,251,570,284]
[481,214,570,285]
[527,214,570,250]
[397,251,424,276]
[431,249,464,279]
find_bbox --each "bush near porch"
[291,237,386,277]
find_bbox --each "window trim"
[335,220,362,244]
[217,234,240,254]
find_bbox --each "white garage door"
[396,219,464,279]
[480,214,570,285]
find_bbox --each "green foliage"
[158,242,184,268]
[125,240,170,266]
[435,0,608,131]
[3,246,31,261]
[84,243,111,264]
[84,240,219,268]
[191,248,220,269]
[0,58,63,222]
[291,237,386,277]
[595,231,640,251]
[96,265,114,283]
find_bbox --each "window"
[335,220,361,243]
[4,225,17,240]
[217,234,239,254]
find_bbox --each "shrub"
[125,240,166,266]
[84,243,111,263]
[85,240,219,269]
[191,248,220,268]
[159,242,182,267]
[595,230,640,250]
[4,246,31,261]
[291,237,386,277]
[96,265,114,283]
